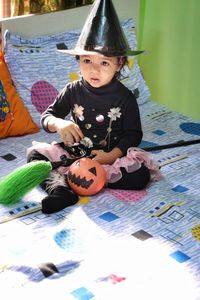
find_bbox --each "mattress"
[0,97,200,299]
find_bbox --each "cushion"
[3,18,150,126]
[0,52,39,139]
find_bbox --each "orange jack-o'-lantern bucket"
[67,157,106,196]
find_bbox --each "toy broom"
[0,143,92,206]
[0,157,78,206]
[0,161,52,206]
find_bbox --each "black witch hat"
[58,0,143,56]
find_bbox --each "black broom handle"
[142,138,200,151]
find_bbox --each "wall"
[138,0,200,121]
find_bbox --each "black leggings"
[107,165,151,190]
[27,150,151,191]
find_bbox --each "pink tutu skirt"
[103,147,161,183]
[27,142,161,183]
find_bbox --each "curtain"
[0,0,11,18]
[9,0,93,17]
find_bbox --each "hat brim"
[57,48,99,56]
[57,48,144,56]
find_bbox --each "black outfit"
[41,77,143,155]
[28,77,150,213]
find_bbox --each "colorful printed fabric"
[0,80,10,122]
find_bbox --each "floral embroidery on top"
[73,104,84,121]
[100,107,122,150]
[73,104,122,151]
[108,107,121,121]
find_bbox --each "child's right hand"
[55,119,84,145]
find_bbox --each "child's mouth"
[90,77,99,82]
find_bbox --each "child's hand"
[91,150,117,165]
[55,119,84,145]
[91,148,122,165]
[91,150,111,164]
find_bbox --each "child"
[27,0,160,213]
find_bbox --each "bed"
[0,2,200,299]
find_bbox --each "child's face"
[79,54,121,88]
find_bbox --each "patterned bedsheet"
[0,98,200,299]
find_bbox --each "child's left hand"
[91,148,122,165]
[91,150,109,164]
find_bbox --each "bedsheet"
[0,98,200,299]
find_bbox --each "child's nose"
[91,63,100,72]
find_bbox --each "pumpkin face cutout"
[67,157,106,196]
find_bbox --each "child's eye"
[83,59,91,64]
[101,61,109,66]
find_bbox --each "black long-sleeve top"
[41,77,143,155]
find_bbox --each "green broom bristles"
[0,161,52,206]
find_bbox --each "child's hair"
[116,56,128,79]
[76,55,128,80]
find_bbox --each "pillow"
[0,52,39,139]
[3,18,150,126]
